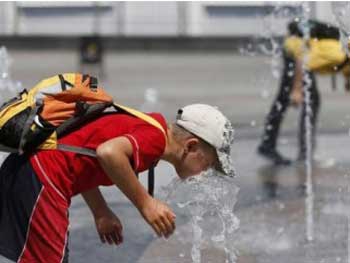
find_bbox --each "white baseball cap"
[175,104,236,177]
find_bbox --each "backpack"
[0,73,166,195]
[288,19,340,40]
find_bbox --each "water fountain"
[232,2,349,262]
[296,2,315,243]
[0,46,22,163]
[140,87,164,113]
[332,2,350,55]
[331,3,350,261]
[251,1,315,243]
[0,46,22,101]
[160,170,240,263]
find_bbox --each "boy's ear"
[185,138,200,153]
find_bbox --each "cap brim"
[215,149,236,177]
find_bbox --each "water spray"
[299,2,315,243]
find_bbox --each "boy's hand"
[94,207,123,246]
[140,197,176,238]
[290,89,303,107]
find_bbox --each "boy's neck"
[161,127,182,166]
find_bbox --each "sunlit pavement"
[0,50,349,262]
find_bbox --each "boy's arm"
[82,188,123,246]
[96,136,176,238]
[290,57,304,106]
[81,187,109,217]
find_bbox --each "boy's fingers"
[156,220,167,236]
[166,212,176,227]
[114,224,122,236]
[170,211,176,219]
[110,232,120,245]
[114,222,123,231]
[105,234,114,245]
[156,219,166,233]
[156,220,166,237]
[113,227,123,244]
[99,234,106,244]
[115,227,123,242]
[161,216,174,235]
[151,223,162,237]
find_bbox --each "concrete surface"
[0,49,349,263]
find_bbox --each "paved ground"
[64,134,349,263]
[0,49,349,262]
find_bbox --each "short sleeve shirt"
[29,113,167,199]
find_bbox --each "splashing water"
[331,4,350,254]
[260,5,285,79]
[332,2,350,55]
[0,46,22,163]
[299,2,314,242]
[0,46,22,101]
[260,4,302,78]
[140,87,167,117]
[0,46,10,80]
[260,2,315,242]
[160,170,240,263]
[256,3,302,105]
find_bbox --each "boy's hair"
[170,123,216,155]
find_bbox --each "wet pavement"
[133,135,350,263]
[0,50,349,262]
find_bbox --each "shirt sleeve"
[124,124,166,172]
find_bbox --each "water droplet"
[260,89,270,99]
[275,102,282,111]
[272,68,280,79]
[0,46,22,101]
[332,2,350,54]
[278,202,285,210]
[277,227,284,234]
[280,138,289,145]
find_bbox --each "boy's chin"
[177,171,199,180]
[176,170,190,180]
[176,173,187,180]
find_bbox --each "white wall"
[13,2,121,35]
[0,1,341,37]
[0,2,16,35]
[124,2,178,36]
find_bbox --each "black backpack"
[288,19,340,40]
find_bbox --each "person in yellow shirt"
[258,19,349,164]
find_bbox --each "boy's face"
[175,138,218,179]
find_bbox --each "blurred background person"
[258,19,350,165]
